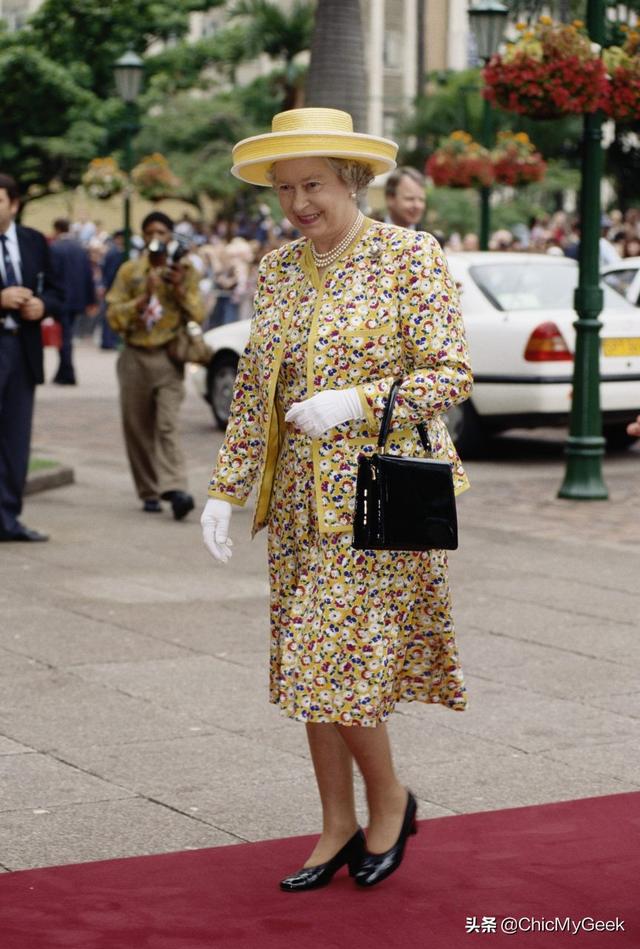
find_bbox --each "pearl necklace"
[310,211,364,269]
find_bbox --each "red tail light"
[524,322,573,362]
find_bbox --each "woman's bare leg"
[337,722,408,854]
[303,722,359,866]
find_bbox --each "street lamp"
[558,0,608,500]
[113,51,144,259]
[467,1,508,250]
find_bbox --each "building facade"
[362,0,468,138]
[0,0,42,30]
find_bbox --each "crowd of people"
[3,161,640,543]
[45,190,640,382]
[434,208,640,261]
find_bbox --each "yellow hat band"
[230,109,398,187]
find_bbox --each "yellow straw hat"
[231,107,398,187]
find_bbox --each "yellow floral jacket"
[208,221,473,535]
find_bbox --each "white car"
[602,256,640,307]
[191,252,640,453]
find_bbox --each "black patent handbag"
[352,379,458,551]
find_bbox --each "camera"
[147,235,189,268]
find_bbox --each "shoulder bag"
[352,378,458,551]
[167,315,213,367]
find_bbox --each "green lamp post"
[558,0,608,500]
[468,0,508,251]
[113,51,144,260]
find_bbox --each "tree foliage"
[229,0,314,66]
[133,77,284,203]
[26,0,225,97]
[0,45,103,195]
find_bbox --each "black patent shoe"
[279,829,366,892]
[162,490,194,521]
[354,791,418,888]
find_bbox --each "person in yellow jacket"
[201,109,473,890]
[107,211,204,519]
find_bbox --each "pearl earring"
[350,192,357,199]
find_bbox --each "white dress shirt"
[0,222,23,329]
[0,221,23,285]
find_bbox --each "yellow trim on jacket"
[207,221,473,536]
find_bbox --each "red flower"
[483,52,607,119]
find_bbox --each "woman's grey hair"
[326,158,375,195]
[267,158,375,196]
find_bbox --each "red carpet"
[1,792,638,949]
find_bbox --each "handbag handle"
[377,378,432,454]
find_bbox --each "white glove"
[285,388,364,438]
[201,498,233,564]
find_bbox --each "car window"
[603,269,636,296]
[469,263,634,311]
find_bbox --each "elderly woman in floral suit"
[201,108,473,891]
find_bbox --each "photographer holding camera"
[106,211,204,520]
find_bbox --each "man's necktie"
[0,234,18,286]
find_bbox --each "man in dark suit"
[99,230,126,350]
[50,218,97,384]
[0,173,62,541]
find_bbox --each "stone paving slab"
[71,655,278,737]
[403,675,640,754]
[540,738,640,785]
[403,746,638,813]
[57,731,307,798]
[573,690,640,719]
[467,573,637,628]
[0,753,132,811]
[457,632,640,702]
[0,737,34,756]
[0,603,194,667]
[0,646,48,676]
[0,670,211,754]
[0,798,239,871]
[62,597,271,668]
[453,599,639,662]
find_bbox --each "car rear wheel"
[207,352,239,430]
[603,423,639,452]
[444,401,487,458]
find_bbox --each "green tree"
[0,44,103,199]
[144,25,250,97]
[229,0,313,67]
[26,0,225,98]
[134,79,283,206]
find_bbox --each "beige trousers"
[117,345,187,501]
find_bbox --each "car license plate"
[601,337,640,357]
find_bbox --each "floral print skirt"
[267,425,467,726]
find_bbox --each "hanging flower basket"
[131,153,181,202]
[82,157,127,200]
[425,131,495,188]
[491,131,547,186]
[602,29,640,123]
[483,18,608,119]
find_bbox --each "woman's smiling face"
[271,158,355,252]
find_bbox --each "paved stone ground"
[0,340,639,871]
